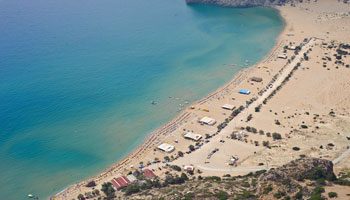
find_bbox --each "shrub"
[204,176,221,182]
[274,191,286,199]
[309,193,325,200]
[313,186,325,194]
[189,145,195,151]
[328,192,338,198]
[294,187,303,199]
[266,132,271,137]
[214,190,229,200]
[263,184,273,194]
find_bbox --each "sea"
[0,0,284,199]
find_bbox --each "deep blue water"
[0,0,284,199]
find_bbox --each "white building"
[199,117,216,125]
[278,55,288,59]
[184,133,202,141]
[158,143,175,153]
[221,104,236,110]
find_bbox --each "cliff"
[185,0,292,7]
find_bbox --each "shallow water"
[0,0,284,199]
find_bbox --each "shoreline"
[51,6,287,199]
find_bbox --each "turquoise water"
[0,0,284,199]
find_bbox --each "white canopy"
[158,143,175,153]
[222,104,236,110]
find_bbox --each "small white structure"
[221,104,236,110]
[199,117,216,125]
[158,143,175,153]
[288,46,296,50]
[278,55,287,59]
[184,165,195,171]
[126,174,137,182]
[184,133,202,141]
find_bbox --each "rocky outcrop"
[185,0,292,7]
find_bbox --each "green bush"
[273,191,286,199]
[328,192,338,198]
[263,184,273,194]
[309,193,325,200]
[214,191,229,200]
[313,186,325,194]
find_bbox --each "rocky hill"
[109,157,350,200]
[184,0,292,7]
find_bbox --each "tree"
[171,165,181,172]
[272,132,282,140]
[164,156,170,162]
[231,132,237,139]
[266,132,271,137]
[263,141,270,147]
[94,189,100,196]
[178,151,184,157]
[77,194,84,200]
[101,182,115,199]
[259,130,264,135]
[86,180,96,187]
[124,184,140,196]
[181,173,189,181]
[189,145,195,151]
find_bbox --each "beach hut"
[184,133,202,141]
[184,165,195,171]
[287,46,296,50]
[278,55,288,59]
[143,169,157,179]
[250,77,263,82]
[221,104,236,110]
[157,143,175,153]
[238,89,250,95]
[111,176,131,190]
[199,117,216,125]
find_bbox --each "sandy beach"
[51,0,350,199]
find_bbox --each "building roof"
[199,117,216,125]
[278,55,287,59]
[158,143,175,153]
[111,176,130,189]
[184,165,194,171]
[250,77,263,82]
[239,89,250,95]
[221,104,236,110]
[143,169,157,179]
[184,133,202,141]
[126,174,137,182]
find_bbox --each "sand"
[51,0,350,199]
